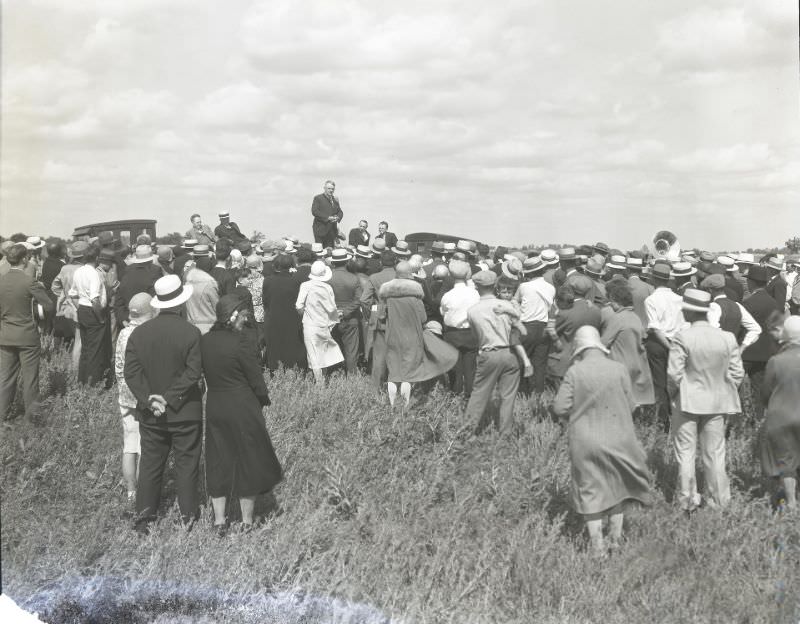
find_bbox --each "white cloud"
[668,143,774,173]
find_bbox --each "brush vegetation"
[2,340,800,623]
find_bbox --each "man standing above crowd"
[311,180,343,248]
[124,274,202,534]
[186,214,217,247]
[348,220,371,247]
[0,243,54,422]
[374,221,398,250]
[214,210,247,244]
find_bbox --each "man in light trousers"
[667,288,744,511]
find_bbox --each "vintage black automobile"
[72,219,157,248]
[404,232,489,257]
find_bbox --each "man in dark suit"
[348,220,371,248]
[214,210,247,243]
[114,245,161,327]
[124,274,202,533]
[0,244,55,421]
[374,221,398,250]
[311,180,343,247]
[741,265,782,420]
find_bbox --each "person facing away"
[124,275,203,533]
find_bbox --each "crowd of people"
[1,182,800,552]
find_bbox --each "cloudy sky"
[2,0,798,250]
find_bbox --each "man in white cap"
[214,210,247,243]
[311,180,344,248]
[667,288,744,512]
[185,213,217,247]
[124,274,202,533]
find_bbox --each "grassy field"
[2,342,800,623]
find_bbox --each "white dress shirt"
[645,287,687,340]
[440,282,480,329]
[515,277,555,323]
[71,264,107,308]
[708,295,761,349]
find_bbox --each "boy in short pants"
[114,292,155,503]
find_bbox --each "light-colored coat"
[667,320,744,415]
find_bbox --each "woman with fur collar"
[378,261,457,407]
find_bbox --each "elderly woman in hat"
[295,260,344,383]
[551,325,652,557]
[201,294,282,534]
[760,316,800,511]
[601,280,655,409]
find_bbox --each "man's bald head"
[395,261,413,279]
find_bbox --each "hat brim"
[724,265,739,272]
[606,262,626,270]
[130,256,155,264]
[572,343,610,360]
[391,248,411,256]
[681,302,709,313]
[150,284,194,309]
[670,268,697,277]
[501,265,519,280]
[27,241,45,250]
[522,265,545,275]
[584,268,606,277]
[309,267,333,282]
[355,251,372,259]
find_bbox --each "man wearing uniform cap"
[463,270,521,435]
[124,274,202,533]
[667,288,744,511]
[214,210,247,244]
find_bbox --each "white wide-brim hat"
[150,275,194,309]
[308,261,332,282]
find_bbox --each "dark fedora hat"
[651,263,672,281]
[747,265,769,284]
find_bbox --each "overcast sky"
[2,0,798,250]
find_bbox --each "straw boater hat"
[392,240,412,257]
[559,247,577,261]
[330,248,352,264]
[521,256,545,275]
[150,274,193,309]
[501,258,523,281]
[572,325,610,360]
[308,260,332,282]
[218,210,230,218]
[442,242,457,256]
[626,257,644,271]
[606,254,628,270]
[283,241,297,254]
[456,240,472,255]
[670,261,697,278]
[766,257,785,272]
[25,236,45,250]
[715,255,738,272]
[681,288,711,313]
[539,249,559,266]
[430,241,446,255]
[130,244,155,264]
[192,244,211,257]
[311,242,325,258]
[355,244,372,259]
[182,239,198,251]
[736,252,756,265]
[371,238,387,255]
[583,255,606,277]
[650,263,671,282]
[699,251,716,263]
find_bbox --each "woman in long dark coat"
[262,253,307,371]
[760,316,800,511]
[201,295,283,534]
